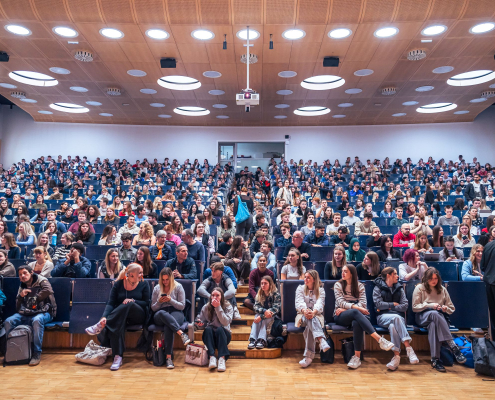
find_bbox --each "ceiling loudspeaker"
[323,56,339,67]
[0,51,9,62]
[160,58,176,68]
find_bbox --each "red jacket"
[393,231,416,248]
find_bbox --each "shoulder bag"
[235,195,249,224]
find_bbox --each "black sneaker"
[453,348,467,364]
[29,352,41,366]
[431,358,446,372]
[247,339,256,350]
[166,358,175,369]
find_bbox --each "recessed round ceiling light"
[53,26,78,38]
[213,104,227,108]
[374,27,399,38]
[236,29,260,40]
[145,29,169,40]
[328,28,352,39]
[209,89,225,95]
[216,115,229,119]
[174,106,210,116]
[86,101,102,106]
[415,85,434,92]
[99,28,124,39]
[0,83,17,89]
[338,103,353,107]
[158,114,172,118]
[275,104,290,108]
[140,88,157,94]
[70,86,88,92]
[294,106,330,116]
[150,103,165,107]
[20,98,37,103]
[454,110,469,114]
[274,115,287,119]
[402,101,419,106]
[469,22,495,34]
[158,76,201,91]
[354,69,374,77]
[8,71,58,87]
[332,114,346,118]
[38,110,53,115]
[99,113,113,117]
[277,90,293,95]
[301,75,345,91]
[49,67,71,75]
[4,24,31,36]
[49,102,89,113]
[416,102,457,114]
[191,29,214,40]
[278,71,297,78]
[432,66,454,74]
[447,70,495,86]
[282,29,306,40]
[490,84,495,89]
[203,71,222,78]
[345,88,362,94]
[127,69,147,77]
[470,97,487,103]
[421,25,447,36]
[392,113,406,117]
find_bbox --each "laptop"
[479,209,492,216]
[424,253,440,261]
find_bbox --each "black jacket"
[376,249,401,262]
[481,240,495,285]
[373,276,405,317]
[464,183,486,201]
[283,241,312,260]
[165,256,198,280]
[150,243,173,261]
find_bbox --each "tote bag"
[235,195,249,224]
[185,343,209,366]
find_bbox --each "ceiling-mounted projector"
[236,89,259,112]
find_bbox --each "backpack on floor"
[454,335,474,368]
[320,335,335,364]
[472,337,495,377]
[4,325,33,366]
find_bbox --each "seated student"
[224,235,251,283]
[61,208,76,225]
[389,207,408,226]
[150,267,191,369]
[164,224,181,247]
[165,243,197,280]
[414,233,433,254]
[244,255,274,311]
[147,212,164,236]
[356,251,382,281]
[118,215,140,237]
[28,246,54,278]
[0,249,15,277]
[249,214,267,241]
[99,197,109,217]
[101,207,120,226]
[373,267,419,370]
[399,248,428,281]
[248,275,281,350]
[118,232,137,261]
[429,226,445,248]
[68,210,95,235]
[197,287,233,372]
[324,245,347,280]
[281,248,306,280]
[412,267,467,372]
[276,204,298,226]
[326,213,344,236]
[135,246,157,279]
[409,214,433,237]
[98,248,125,279]
[436,205,460,226]
[52,243,91,278]
[272,213,297,235]
[39,210,67,234]
[216,232,233,259]
[249,230,266,258]
[4,264,57,366]
[329,226,352,248]
[376,236,401,262]
[380,201,396,218]
[251,240,277,273]
[191,213,210,235]
[17,221,37,246]
[393,224,416,248]
[334,264,394,369]
[75,221,95,246]
[150,230,173,261]
[303,223,330,247]
[454,223,476,248]
[461,244,484,281]
[181,229,205,263]
[366,226,383,248]
[438,236,464,262]
[85,264,150,371]
[283,231,311,261]
[98,225,121,246]
[345,238,366,262]
[300,213,315,237]
[343,206,361,226]
[132,221,156,247]
[52,232,75,262]
[276,223,293,248]
[134,205,149,226]
[354,212,376,236]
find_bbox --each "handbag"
[320,336,335,364]
[235,195,249,224]
[185,343,208,366]
[75,340,112,366]
[340,337,364,364]
[152,341,165,367]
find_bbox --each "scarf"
[347,238,366,262]
[156,244,164,260]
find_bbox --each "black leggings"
[154,309,185,356]
[334,309,376,351]
[235,216,253,241]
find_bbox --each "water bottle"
[51,235,57,246]
[433,209,438,219]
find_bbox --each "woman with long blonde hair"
[98,248,124,279]
[28,246,54,278]
[132,221,156,246]
[461,244,484,281]
[16,221,37,245]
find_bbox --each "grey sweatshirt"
[150,282,185,312]
[197,302,233,332]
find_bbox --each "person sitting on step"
[244,254,274,311]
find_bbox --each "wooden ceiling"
[0,0,494,126]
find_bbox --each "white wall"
[1,104,494,166]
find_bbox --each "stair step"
[193,340,281,359]
[237,285,249,294]
[194,325,252,341]
[235,293,248,301]
[232,314,255,326]
[238,305,254,315]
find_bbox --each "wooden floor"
[2,351,490,400]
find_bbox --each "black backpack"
[472,337,495,377]
[4,325,33,366]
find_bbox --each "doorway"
[218,141,285,173]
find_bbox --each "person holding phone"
[454,224,475,248]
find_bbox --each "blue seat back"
[446,281,489,329]
[47,277,71,324]
[310,246,333,262]
[323,280,337,324]
[2,277,21,319]
[363,280,378,326]
[73,278,113,303]
[426,262,460,281]
[313,261,327,278]
[85,245,119,260]
[274,247,285,261]
[280,280,303,322]
[405,280,421,326]
[155,260,168,274]
[176,279,196,323]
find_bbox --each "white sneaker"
[299,357,313,368]
[85,321,103,336]
[209,356,217,369]
[386,355,401,371]
[406,347,419,364]
[347,355,362,369]
[379,336,395,351]
[110,355,122,371]
[233,306,242,320]
[217,357,226,372]
[319,338,330,353]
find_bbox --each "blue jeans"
[5,312,53,353]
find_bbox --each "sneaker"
[378,336,395,351]
[209,356,217,370]
[85,321,104,336]
[386,355,401,371]
[453,347,467,364]
[233,306,242,320]
[165,358,175,369]
[217,357,226,372]
[181,333,191,346]
[255,339,266,349]
[281,324,288,336]
[406,347,419,364]
[319,338,330,353]
[299,357,313,368]
[29,352,41,366]
[247,339,256,350]
[431,358,446,372]
[110,355,123,371]
[347,355,362,369]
